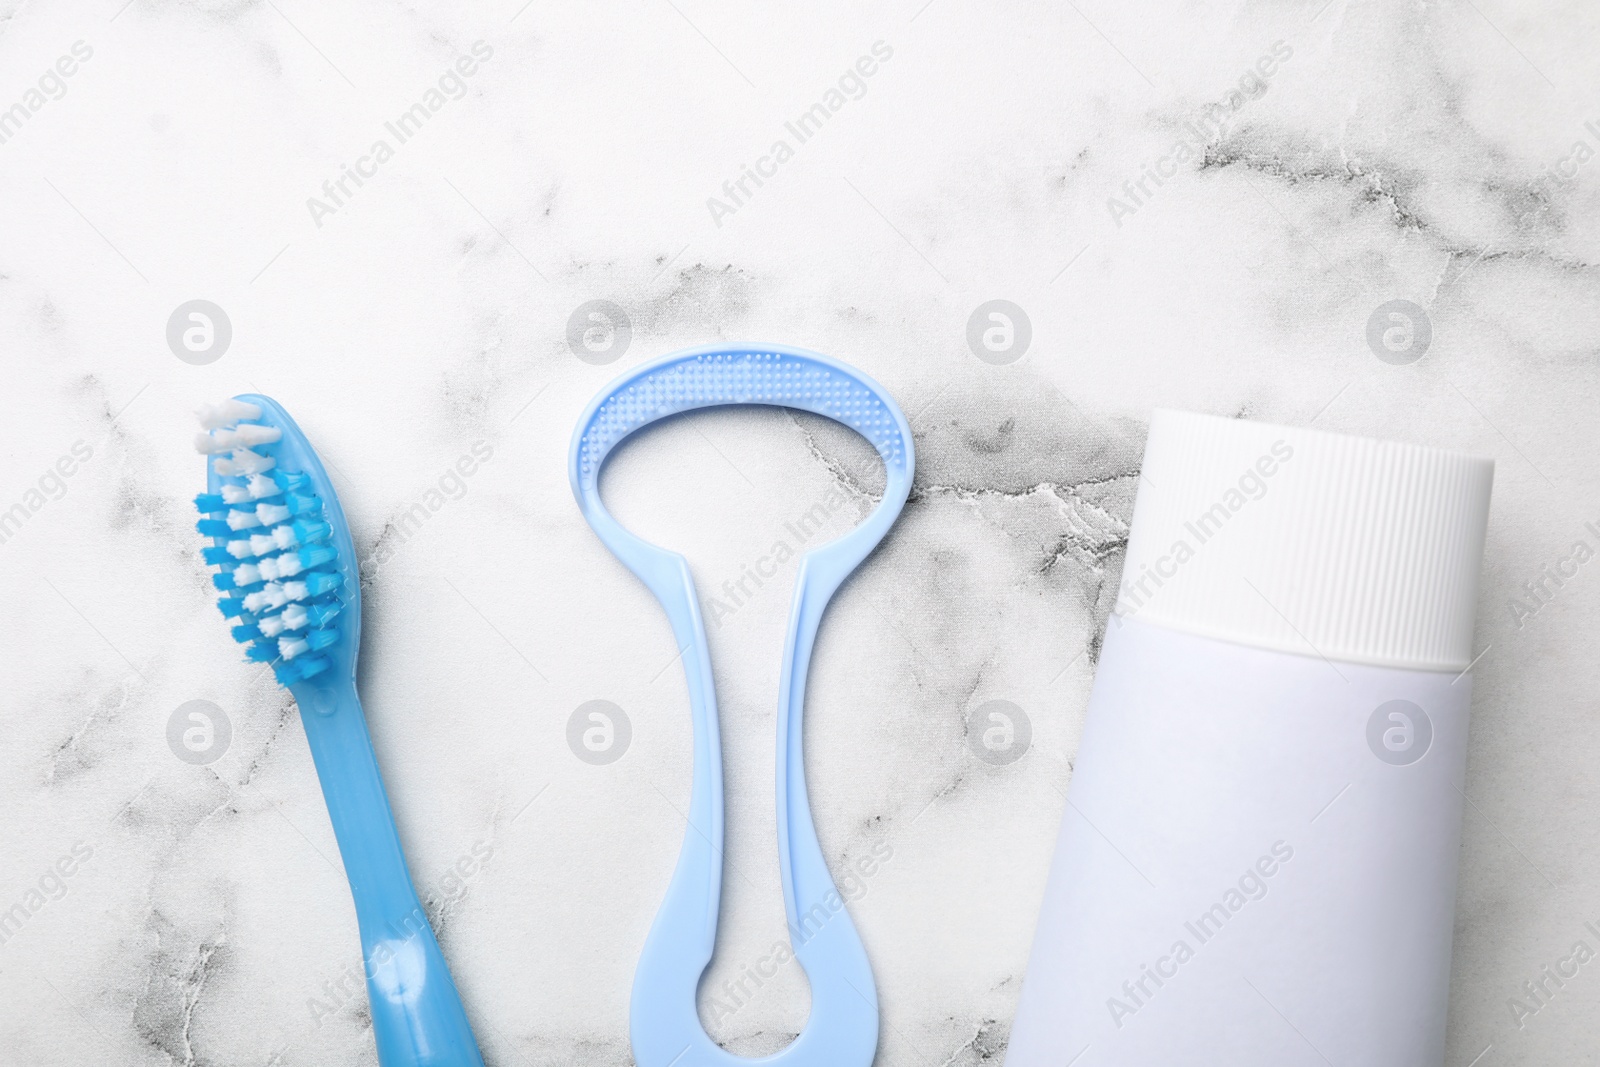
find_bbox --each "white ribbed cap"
[1116,410,1494,672]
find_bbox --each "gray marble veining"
[0,1,1596,1064]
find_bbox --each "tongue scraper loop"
[570,344,913,1067]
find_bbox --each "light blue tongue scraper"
[569,343,914,1067]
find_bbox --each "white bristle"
[256,503,291,526]
[249,534,277,555]
[242,583,291,613]
[226,539,254,559]
[233,563,262,585]
[221,485,252,504]
[278,636,309,660]
[227,449,276,475]
[272,527,298,550]
[258,614,288,638]
[196,399,261,430]
[280,603,308,631]
[256,557,280,581]
[281,581,309,602]
[225,509,262,531]
[272,553,305,578]
[195,432,232,455]
[247,475,279,499]
[231,424,282,447]
[212,457,238,476]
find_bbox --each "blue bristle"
[202,546,234,565]
[218,597,248,618]
[306,627,340,651]
[271,470,310,492]
[197,519,231,537]
[305,572,340,597]
[195,493,226,513]
[274,654,330,684]
[305,599,343,627]
[213,572,238,591]
[223,570,264,591]
[245,642,277,662]
[287,493,321,517]
[299,544,336,569]
[292,519,331,545]
[232,623,262,643]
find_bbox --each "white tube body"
[1007,615,1471,1066]
[1007,410,1494,1067]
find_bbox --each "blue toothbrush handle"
[295,681,485,1067]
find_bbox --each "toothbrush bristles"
[195,398,340,685]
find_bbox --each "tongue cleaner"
[570,344,914,1067]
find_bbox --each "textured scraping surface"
[578,352,907,489]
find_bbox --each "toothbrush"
[193,395,485,1067]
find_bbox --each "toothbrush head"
[193,395,361,692]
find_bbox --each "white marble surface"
[1,0,1597,1064]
